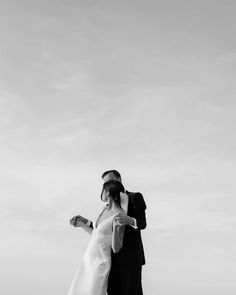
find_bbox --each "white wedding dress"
[67,213,118,295]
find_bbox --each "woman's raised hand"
[70,215,87,227]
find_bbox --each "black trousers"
[107,264,143,295]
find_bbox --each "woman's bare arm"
[81,222,93,234]
[70,216,93,234]
[112,219,125,253]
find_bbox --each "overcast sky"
[0,1,236,295]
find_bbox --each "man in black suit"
[71,170,147,295]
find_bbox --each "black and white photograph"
[0,1,235,295]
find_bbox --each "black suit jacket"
[111,191,147,267]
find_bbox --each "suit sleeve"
[132,193,147,230]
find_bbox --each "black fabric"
[110,191,147,266]
[107,264,143,295]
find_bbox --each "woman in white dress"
[67,180,126,295]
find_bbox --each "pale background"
[0,1,236,294]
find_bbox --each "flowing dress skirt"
[67,214,116,295]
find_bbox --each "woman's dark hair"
[102,180,125,207]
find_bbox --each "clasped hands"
[113,213,134,226]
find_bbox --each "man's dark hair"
[101,170,121,179]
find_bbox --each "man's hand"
[114,213,134,227]
[70,215,88,227]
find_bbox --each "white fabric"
[67,213,118,295]
[120,192,129,214]
[121,192,138,229]
[132,217,138,230]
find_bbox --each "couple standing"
[67,170,147,295]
